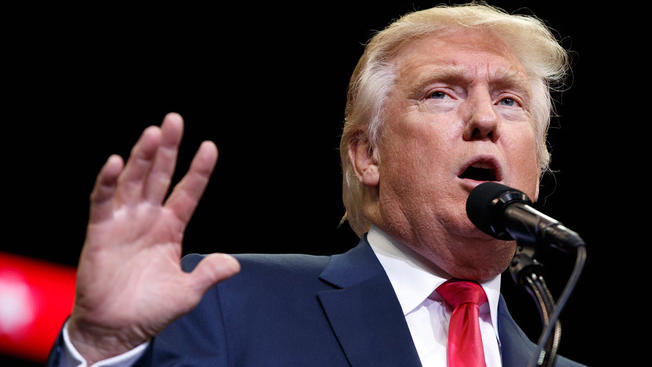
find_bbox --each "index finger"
[164,141,218,226]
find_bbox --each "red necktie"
[436,280,488,367]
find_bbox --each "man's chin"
[446,236,516,282]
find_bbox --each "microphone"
[466,182,585,249]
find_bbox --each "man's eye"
[429,91,448,99]
[498,97,517,107]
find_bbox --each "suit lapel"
[497,296,537,367]
[317,238,422,367]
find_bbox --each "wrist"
[67,314,150,365]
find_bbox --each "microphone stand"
[509,244,561,367]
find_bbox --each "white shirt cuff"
[60,321,150,367]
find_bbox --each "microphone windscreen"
[466,182,531,240]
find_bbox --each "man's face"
[374,29,540,280]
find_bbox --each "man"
[47,3,584,366]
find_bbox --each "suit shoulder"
[237,252,331,274]
[181,252,331,277]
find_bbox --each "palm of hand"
[67,113,240,362]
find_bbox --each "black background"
[3,1,644,365]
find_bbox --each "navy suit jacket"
[47,237,584,366]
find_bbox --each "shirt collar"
[367,225,501,336]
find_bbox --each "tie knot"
[436,280,487,308]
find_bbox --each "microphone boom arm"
[510,244,561,367]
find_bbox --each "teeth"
[471,161,493,169]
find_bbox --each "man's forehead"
[393,28,517,61]
[392,30,530,87]
[410,63,528,84]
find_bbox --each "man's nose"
[462,89,500,142]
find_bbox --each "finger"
[143,113,184,204]
[186,253,240,299]
[114,125,162,206]
[164,141,218,226]
[89,155,124,224]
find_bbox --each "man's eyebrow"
[409,65,471,94]
[489,67,531,95]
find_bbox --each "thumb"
[187,253,241,298]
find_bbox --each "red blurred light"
[0,252,76,362]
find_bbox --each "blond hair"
[340,3,570,236]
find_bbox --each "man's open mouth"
[458,159,501,182]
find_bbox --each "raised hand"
[67,113,240,364]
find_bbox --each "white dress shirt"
[61,226,503,367]
[367,225,503,367]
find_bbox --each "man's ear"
[348,135,379,187]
